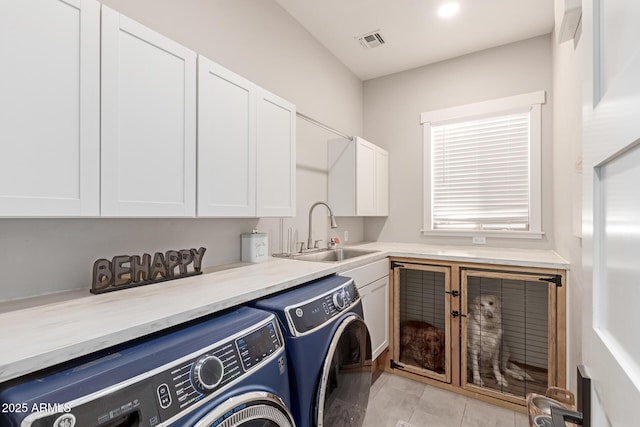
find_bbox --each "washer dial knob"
[333,290,346,311]
[193,355,224,391]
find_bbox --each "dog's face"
[471,294,502,322]
[419,327,443,362]
[400,321,445,372]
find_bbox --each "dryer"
[251,275,372,427]
[0,307,294,427]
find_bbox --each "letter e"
[113,255,132,287]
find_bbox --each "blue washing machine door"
[189,391,295,427]
[314,314,372,427]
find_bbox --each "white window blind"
[431,111,531,231]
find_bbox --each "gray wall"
[362,35,554,249]
[0,0,364,301]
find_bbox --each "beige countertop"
[0,243,568,383]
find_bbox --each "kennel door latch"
[445,290,460,297]
[451,310,466,318]
[538,275,563,287]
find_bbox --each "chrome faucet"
[307,202,338,250]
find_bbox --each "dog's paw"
[497,377,509,387]
[506,365,534,382]
[510,372,525,381]
[473,377,484,387]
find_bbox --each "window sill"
[420,230,545,240]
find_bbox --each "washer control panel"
[168,340,241,409]
[192,354,226,392]
[286,280,359,335]
[152,318,282,421]
[237,320,281,371]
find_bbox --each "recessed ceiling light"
[438,2,460,18]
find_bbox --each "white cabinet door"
[197,56,256,217]
[197,63,295,218]
[256,89,296,217]
[360,276,390,360]
[101,7,196,216]
[328,137,389,217]
[341,258,390,360]
[0,0,100,216]
[356,138,377,216]
[375,147,389,216]
[327,138,357,216]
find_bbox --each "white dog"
[468,294,533,387]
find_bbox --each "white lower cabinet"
[341,258,390,359]
[0,0,100,216]
[100,6,197,217]
[360,276,390,360]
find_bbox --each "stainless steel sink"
[283,248,378,262]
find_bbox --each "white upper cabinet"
[328,137,389,216]
[197,57,256,217]
[100,6,196,217]
[1,2,294,219]
[356,139,377,216]
[197,59,296,218]
[0,0,100,216]
[375,147,389,216]
[256,89,296,217]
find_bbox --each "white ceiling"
[275,0,555,81]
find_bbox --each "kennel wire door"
[393,263,452,383]
[461,269,558,404]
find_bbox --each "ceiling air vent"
[356,31,385,49]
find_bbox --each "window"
[421,91,545,238]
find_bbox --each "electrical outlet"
[344,230,349,242]
[472,236,486,244]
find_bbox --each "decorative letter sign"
[91,247,207,294]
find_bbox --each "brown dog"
[399,320,445,373]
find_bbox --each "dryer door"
[315,314,373,427]
[193,392,295,427]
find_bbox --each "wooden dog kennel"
[384,258,566,410]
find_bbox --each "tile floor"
[364,372,530,427]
